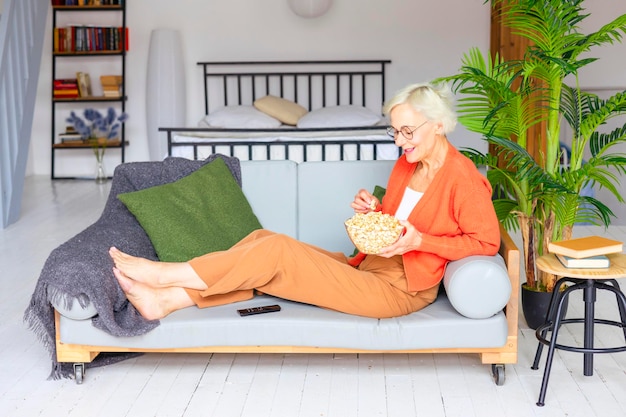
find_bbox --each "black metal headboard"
[197,60,392,114]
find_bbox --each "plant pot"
[521,284,569,330]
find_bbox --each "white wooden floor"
[2,176,626,417]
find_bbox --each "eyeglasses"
[386,120,429,140]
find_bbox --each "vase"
[95,159,107,184]
[521,284,569,330]
[92,140,108,184]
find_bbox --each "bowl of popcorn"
[345,212,404,254]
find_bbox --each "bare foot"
[113,267,169,320]
[109,247,208,290]
[109,247,166,287]
[113,267,193,320]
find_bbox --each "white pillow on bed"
[297,105,382,128]
[198,105,282,128]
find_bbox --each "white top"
[395,187,423,221]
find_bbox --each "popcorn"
[345,212,403,254]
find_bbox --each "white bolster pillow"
[443,254,511,319]
[51,295,98,321]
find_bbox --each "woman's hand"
[378,220,422,257]
[351,189,378,213]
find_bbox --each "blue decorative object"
[66,108,128,183]
[66,107,128,141]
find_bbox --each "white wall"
[29,0,626,180]
[30,0,492,177]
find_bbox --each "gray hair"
[383,82,457,135]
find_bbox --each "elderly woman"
[109,82,500,320]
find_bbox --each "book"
[54,78,78,86]
[53,85,79,91]
[548,236,623,259]
[76,72,92,97]
[53,89,79,99]
[555,253,610,269]
[53,89,79,95]
[102,90,122,98]
[100,74,122,97]
[100,75,122,86]
[59,133,83,143]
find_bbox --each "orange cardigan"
[349,143,500,292]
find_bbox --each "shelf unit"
[50,2,127,180]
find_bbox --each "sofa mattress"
[59,294,508,351]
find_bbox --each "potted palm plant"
[438,0,626,328]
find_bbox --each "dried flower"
[66,107,128,161]
[66,107,128,140]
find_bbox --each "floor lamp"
[146,28,186,161]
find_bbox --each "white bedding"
[170,128,399,162]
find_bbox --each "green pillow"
[372,185,386,203]
[118,158,262,262]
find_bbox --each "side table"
[532,253,626,406]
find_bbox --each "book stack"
[548,236,623,268]
[100,75,122,98]
[58,126,83,143]
[53,78,79,99]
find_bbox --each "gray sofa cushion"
[297,160,395,253]
[58,294,509,350]
[240,160,298,238]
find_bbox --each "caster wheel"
[73,363,85,385]
[491,364,505,386]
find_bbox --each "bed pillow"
[199,105,282,128]
[253,95,308,125]
[297,105,382,128]
[118,158,263,262]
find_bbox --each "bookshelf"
[50,0,127,180]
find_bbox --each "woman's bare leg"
[109,247,208,290]
[113,267,195,320]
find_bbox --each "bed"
[159,60,400,162]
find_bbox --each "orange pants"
[187,229,439,318]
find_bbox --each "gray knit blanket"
[24,155,242,379]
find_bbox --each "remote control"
[237,304,281,316]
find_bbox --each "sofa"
[25,155,520,385]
